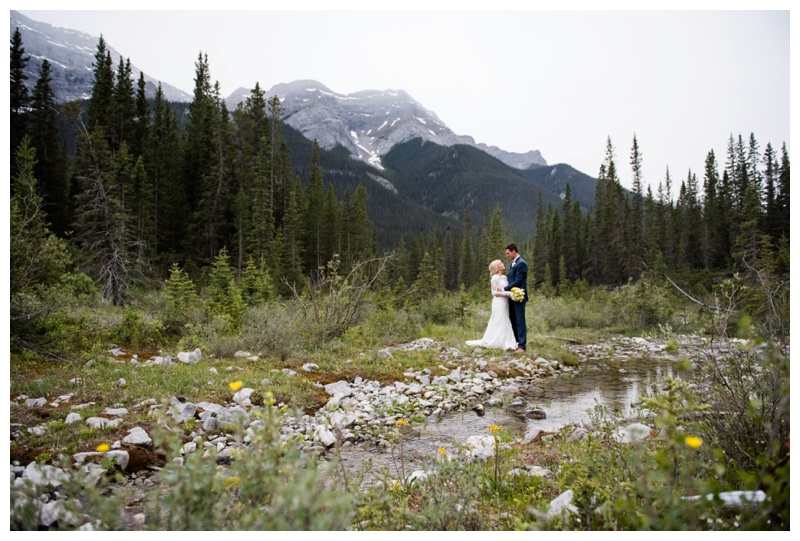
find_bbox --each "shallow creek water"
[334,354,683,487]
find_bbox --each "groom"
[503,242,528,354]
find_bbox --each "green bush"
[116,306,164,350]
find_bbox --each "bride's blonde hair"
[488,259,502,276]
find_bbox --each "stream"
[334,353,685,488]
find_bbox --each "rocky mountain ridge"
[11,10,192,103]
[227,80,547,171]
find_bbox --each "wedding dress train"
[466,274,517,351]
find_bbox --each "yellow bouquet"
[509,287,525,302]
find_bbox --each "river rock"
[465,435,495,461]
[613,422,652,443]
[525,408,547,420]
[507,397,527,413]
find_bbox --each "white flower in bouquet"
[509,287,525,302]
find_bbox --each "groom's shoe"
[514,348,526,354]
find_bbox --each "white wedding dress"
[466,274,518,351]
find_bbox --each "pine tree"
[442,225,457,291]
[10,27,30,164]
[532,191,547,286]
[629,135,645,268]
[72,124,134,306]
[776,143,790,241]
[87,37,115,140]
[129,156,154,266]
[413,251,438,303]
[549,207,562,287]
[488,204,505,264]
[204,247,245,328]
[132,71,149,160]
[458,210,475,288]
[561,184,579,282]
[10,137,71,296]
[303,142,326,272]
[702,150,722,269]
[279,179,305,295]
[267,95,286,221]
[28,59,69,236]
[196,82,235,261]
[149,83,183,254]
[112,57,135,150]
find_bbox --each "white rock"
[70,402,95,410]
[548,490,578,518]
[233,388,254,406]
[324,380,352,396]
[65,413,82,424]
[302,363,320,372]
[110,348,125,356]
[169,400,197,423]
[177,348,202,364]
[25,397,47,407]
[314,425,337,447]
[234,351,252,357]
[106,450,129,470]
[209,367,218,374]
[27,424,47,435]
[465,435,496,461]
[123,427,152,446]
[85,417,122,429]
[613,423,652,443]
[103,407,128,416]
[22,462,70,488]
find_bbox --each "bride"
[466,259,517,351]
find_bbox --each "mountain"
[10,10,191,102]
[226,80,547,172]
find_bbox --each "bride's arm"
[491,276,510,297]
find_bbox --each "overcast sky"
[14,2,792,191]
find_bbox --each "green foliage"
[164,262,201,334]
[236,302,301,362]
[609,275,677,330]
[115,306,164,350]
[292,255,389,343]
[203,247,246,329]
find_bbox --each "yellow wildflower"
[229,381,243,392]
[395,419,409,426]
[685,436,703,449]
[438,447,446,454]
[488,424,502,433]
[223,476,242,490]
[96,443,110,453]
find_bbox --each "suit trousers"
[509,299,526,350]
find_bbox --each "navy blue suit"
[504,256,528,350]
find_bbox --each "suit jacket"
[504,256,529,302]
